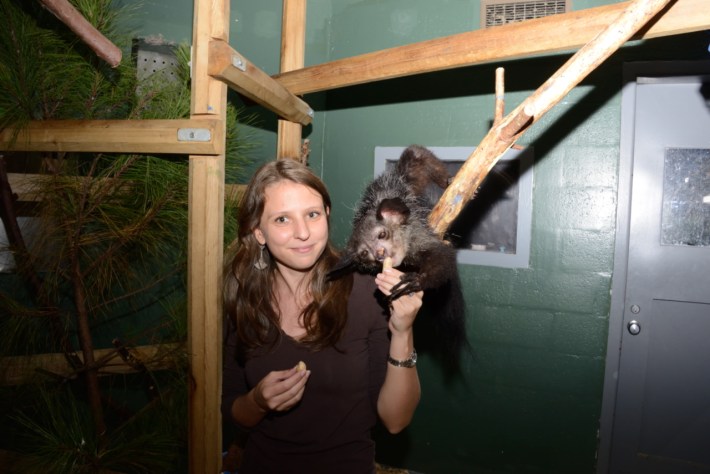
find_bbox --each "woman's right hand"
[251,365,310,414]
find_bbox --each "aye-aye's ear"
[376,197,410,224]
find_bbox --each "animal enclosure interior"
[1,0,709,472]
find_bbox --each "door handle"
[627,320,641,335]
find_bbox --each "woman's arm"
[374,268,423,433]
[222,325,310,429]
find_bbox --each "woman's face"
[253,180,329,274]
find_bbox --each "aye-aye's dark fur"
[329,145,469,364]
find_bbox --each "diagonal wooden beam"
[209,39,313,125]
[273,0,710,95]
[39,0,122,67]
[0,119,222,155]
[429,0,676,236]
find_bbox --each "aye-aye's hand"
[375,268,423,334]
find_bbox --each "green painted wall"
[130,1,710,472]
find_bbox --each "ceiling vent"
[481,0,570,28]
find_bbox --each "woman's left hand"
[375,267,422,434]
[375,268,423,334]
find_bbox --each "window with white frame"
[374,146,534,268]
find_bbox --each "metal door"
[601,63,710,473]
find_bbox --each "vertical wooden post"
[188,0,228,472]
[277,0,307,160]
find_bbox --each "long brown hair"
[224,159,353,359]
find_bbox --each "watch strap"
[387,348,417,368]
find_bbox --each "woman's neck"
[274,267,312,339]
[275,266,308,298]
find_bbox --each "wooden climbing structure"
[1,0,709,471]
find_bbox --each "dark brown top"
[222,272,390,474]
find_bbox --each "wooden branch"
[491,68,525,151]
[493,67,505,126]
[39,0,122,68]
[209,39,313,126]
[0,119,221,155]
[277,0,308,161]
[273,0,709,95]
[429,0,675,236]
[0,343,182,386]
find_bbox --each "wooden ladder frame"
[1,0,709,471]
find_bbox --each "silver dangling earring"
[254,244,268,270]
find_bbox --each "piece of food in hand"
[382,257,393,271]
[296,361,307,372]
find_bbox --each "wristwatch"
[388,348,417,368]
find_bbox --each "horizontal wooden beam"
[274,0,710,95]
[0,343,182,386]
[6,173,39,202]
[209,39,313,125]
[0,119,222,155]
[6,173,245,203]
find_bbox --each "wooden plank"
[7,173,41,202]
[277,0,307,160]
[188,0,228,471]
[0,343,182,386]
[273,0,710,95]
[277,121,305,160]
[190,0,228,116]
[0,119,221,155]
[6,173,244,203]
[209,39,313,126]
[429,0,675,235]
[187,156,225,474]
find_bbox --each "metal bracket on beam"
[177,128,212,142]
[232,55,246,71]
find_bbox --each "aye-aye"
[330,145,469,364]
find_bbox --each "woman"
[222,159,422,473]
